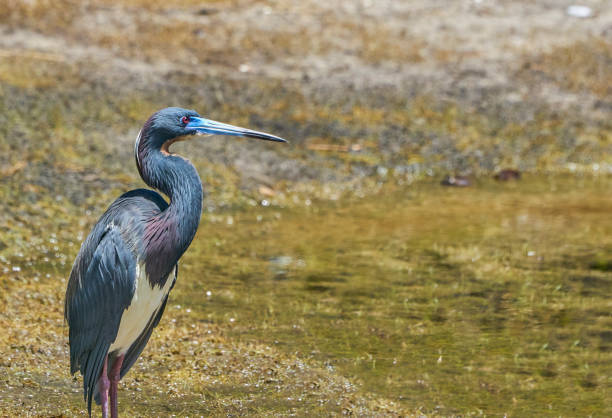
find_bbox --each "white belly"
[109,264,174,354]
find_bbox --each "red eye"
[181,116,190,124]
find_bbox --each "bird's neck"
[139,149,203,282]
[159,154,203,247]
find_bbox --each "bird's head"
[135,107,287,187]
[139,107,287,155]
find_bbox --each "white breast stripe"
[109,264,173,354]
[134,129,142,172]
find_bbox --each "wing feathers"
[64,189,172,415]
[66,226,136,415]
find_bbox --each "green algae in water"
[176,176,612,416]
[1,176,611,416]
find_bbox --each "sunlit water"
[2,175,610,416]
[173,176,611,415]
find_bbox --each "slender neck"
[136,132,203,281]
[142,150,203,244]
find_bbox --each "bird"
[64,107,286,417]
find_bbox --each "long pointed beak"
[186,117,287,143]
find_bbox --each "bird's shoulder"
[66,189,167,301]
[114,188,169,213]
[80,188,167,253]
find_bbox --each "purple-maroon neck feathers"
[135,113,203,286]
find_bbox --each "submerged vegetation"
[1,178,611,416]
[0,0,611,416]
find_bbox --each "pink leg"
[109,354,125,418]
[98,355,110,418]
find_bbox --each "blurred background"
[0,0,610,416]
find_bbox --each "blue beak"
[186,117,287,143]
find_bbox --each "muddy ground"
[0,0,610,192]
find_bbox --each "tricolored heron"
[64,107,286,417]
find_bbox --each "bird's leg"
[109,354,125,418]
[98,355,110,418]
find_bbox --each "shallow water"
[1,175,610,416]
[171,175,611,416]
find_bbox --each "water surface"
[175,176,611,416]
[1,175,610,416]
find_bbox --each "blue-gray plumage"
[65,107,286,417]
